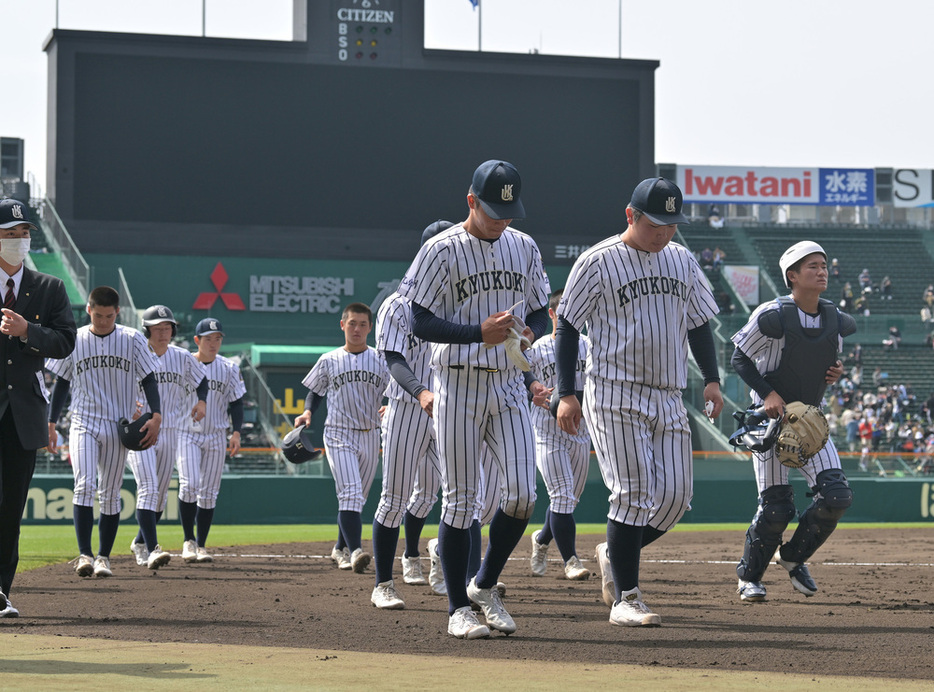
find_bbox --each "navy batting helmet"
[117,413,153,451]
[141,305,177,338]
[281,425,321,464]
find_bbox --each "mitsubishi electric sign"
[678,165,874,206]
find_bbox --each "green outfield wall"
[23,475,934,525]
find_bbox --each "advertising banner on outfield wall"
[893,169,934,207]
[678,165,874,206]
[722,265,760,306]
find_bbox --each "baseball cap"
[471,160,526,220]
[194,317,225,336]
[779,240,826,288]
[421,219,455,246]
[629,177,689,225]
[0,198,38,230]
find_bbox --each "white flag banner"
[723,265,760,306]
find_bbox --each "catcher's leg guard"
[737,484,796,582]
[780,469,852,564]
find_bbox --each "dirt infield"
[4,528,933,682]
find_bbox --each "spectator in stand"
[829,258,841,282]
[707,205,724,229]
[841,408,861,453]
[712,246,727,271]
[840,282,855,313]
[880,276,893,301]
[846,343,863,367]
[853,291,870,317]
[882,325,901,350]
[857,268,872,292]
[923,285,934,309]
[858,416,874,472]
[872,367,885,388]
[699,247,714,269]
[921,306,933,325]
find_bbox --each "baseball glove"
[774,401,830,468]
[503,327,532,371]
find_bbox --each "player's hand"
[139,412,162,449]
[294,410,312,428]
[531,384,553,410]
[825,360,844,384]
[481,311,517,345]
[417,389,435,417]
[703,382,724,420]
[763,390,786,420]
[131,401,143,421]
[191,400,206,422]
[228,430,241,456]
[47,422,58,454]
[556,394,582,435]
[519,325,534,350]
[378,404,387,419]
[0,308,28,339]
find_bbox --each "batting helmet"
[779,241,826,288]
[728,407,781,453]
[281,425,321,464]
[117,413,153,451]
[141,304,178,337]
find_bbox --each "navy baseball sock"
[136,508,159,551]
[548,510,578,562]
[196,507,215,547]
[136,510,164,545]
[606,520,644,593]
[466,519,482,583]
[536,508,554,545]
[438,521,471,613]
[337,510,363,552]
[403,511,427,558]
[475,509,528,590]
[372,520,399,584]
[641,525,667,547]
[97,512,120,557]
[335,514,347,551]
[73,505,94,556]
[179,500,197,542]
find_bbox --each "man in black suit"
[0,198,76,617]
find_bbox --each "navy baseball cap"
[421,219,455,246]
[195,318,224,336]
[471,160,526,220]
[0,198,38,230]
[630,177,689,225]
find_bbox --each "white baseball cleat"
[427,538,446,595]
[530,530,549,577]
[73,554,94,577]
[609,587,661,627]
[448,606,490,639]
[371,580,405,609]
[0,591,19,618]
[401,555,428,585]
[467,577,516,634]
[130,539,149,566]
[737,579,767,602]
[564,555,590,581]
[350,548,371,573]
[195,546,213,563]
[595,542,615,608]
[93,555,112,578]
[147,546,171,570]
[182,539,198,563]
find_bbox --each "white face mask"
[0,237,31,266]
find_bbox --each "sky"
[4,0,934,198]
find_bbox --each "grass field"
[18,521,930,572]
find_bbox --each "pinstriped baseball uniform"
[45,324,158,514]
[126,345,206,513]
[558,237,718,530]
[177,354,245,509]
[302,346,389,513]
[526,334,591,515]
[732,297,845,491]
[374,292,440,528]
[398,222,551,529]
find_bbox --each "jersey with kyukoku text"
[302,346,389,430]
[398,223,551,370]
[558,237,718,390]
[45,324,157,423]
[184,354,246,432]
[139,344,207,430]
[375,292,432,403]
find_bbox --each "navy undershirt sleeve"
[228,396,244,433]
[383,350,427,400]
[524,306,549,342]
[731,347,774,400]
[411,303,483,344]
[48,376,71,422]
[553,317,580,398]
[304,391,325,416]
[140,373,162,415]
[195,376,208,402]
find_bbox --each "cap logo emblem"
[158,307,167,317]
[665,197,677,213]
[500,185,514,202]
[11,205,24,220]
[210,320,218,330]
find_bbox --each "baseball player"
[369,221,452,609]
[126,305,208,570]
[296,302,389,576]
[732,241,855,602]
[526,288,592,581]
[46,286,162,578]
[554,177,722,627]
[397,160,551,639]
[177,318,245,563]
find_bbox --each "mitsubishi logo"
[193,262,246,311]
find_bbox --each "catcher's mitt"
[774,401,830,468]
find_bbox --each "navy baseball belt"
[448,365,501,373]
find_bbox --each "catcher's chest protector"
[764,297,839,406]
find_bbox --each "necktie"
[3,279,14,310]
